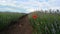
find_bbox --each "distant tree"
[54,9,60,15]
[49,9,52,14]
[52,10,55,13]
[56,9,60,15]
[56,9,59,12]
[45,10,48,13]
[40,9,44,13]
[56,9,60,14]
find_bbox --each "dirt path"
[0,14,33,34]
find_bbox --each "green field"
[0,11,60,34]
[0,12,25,30]
[29,12,60,34]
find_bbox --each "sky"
[0,0,60,13]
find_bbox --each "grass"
[0,11,60,34]
[0,12,25,30]
[28,12,60,34]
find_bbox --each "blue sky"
[0,0,60,13]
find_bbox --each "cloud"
[0,0,60,13]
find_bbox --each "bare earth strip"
[0,14,33,34]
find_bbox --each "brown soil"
[0,14,33,34]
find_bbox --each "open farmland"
[28,12,60,34]
[0,11,60,34]
[0,12,25,30]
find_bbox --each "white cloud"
[0,0,60,13]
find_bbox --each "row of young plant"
[0,12,24,30]
[29,13,60,34]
